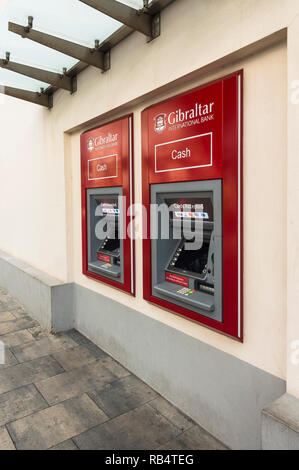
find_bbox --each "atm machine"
[81,115,134,295]
[142,71,243,340]
[87,189,123,281]
[151,180,222,322]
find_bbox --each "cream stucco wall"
[0,97,68,280]
[64,42,287,381]
[287,17,299,399]
[0,0,298,395]
[0,0,7,12]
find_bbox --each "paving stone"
[0,426,15,450]
[0,347,18,370]
[0,384,48,426]
[28,327,69,342]
[0,329,34,348]
[100,356,131,378]
[0,311,16,322]
[158,425,228,450]
[11,333,77,362]
[148,396,194,432]
[35,360,117,405]
[0,293,13,301]
[0,295,21,312]
[64,330,107,359]
[50,439,78,450]
[0,290,227,451]
[74,404,181,450]
[88,375,158,418]
[0,317,38,336]
[27,326,47,338]
[0,356,64,394]
[52,345,99,371]
[10,307,33,321]
[8,394,108,450]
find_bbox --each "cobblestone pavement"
[0,287,227,450]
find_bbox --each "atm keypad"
[177,287,190,294]
[176,287,196,296]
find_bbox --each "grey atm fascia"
[87,187,124,283]
[151,180,223,322]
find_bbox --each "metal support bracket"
[3,51,10,65]
[25,15,33,33]
[102,50,111,72]
[70,75,77,94]
[47,93,53,109]
[149,12,161,41]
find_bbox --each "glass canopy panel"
[0,0,147,91]
[119,1,145,7]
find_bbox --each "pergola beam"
[5,1,176,105]
[8,21,107,70]
[0,85,53,108]
[79,0,156,38]
[0,55,76,93]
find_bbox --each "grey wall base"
[262,393,299,449]
[0,250,286,449]
[0,250,74,332]
[73,284,285,450]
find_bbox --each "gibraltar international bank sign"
[148,81,223,177]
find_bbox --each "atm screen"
[98,221,120,253]
[102,237,119,252]
[165,196,213,221]
[174,239,210,274]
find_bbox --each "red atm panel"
[142,72,243,340]
[81,115,135,295]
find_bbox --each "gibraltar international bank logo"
[87,138,94,152]
[154,113,167,134]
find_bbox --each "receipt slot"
[142,72,243,340]
[81,116,134,295]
